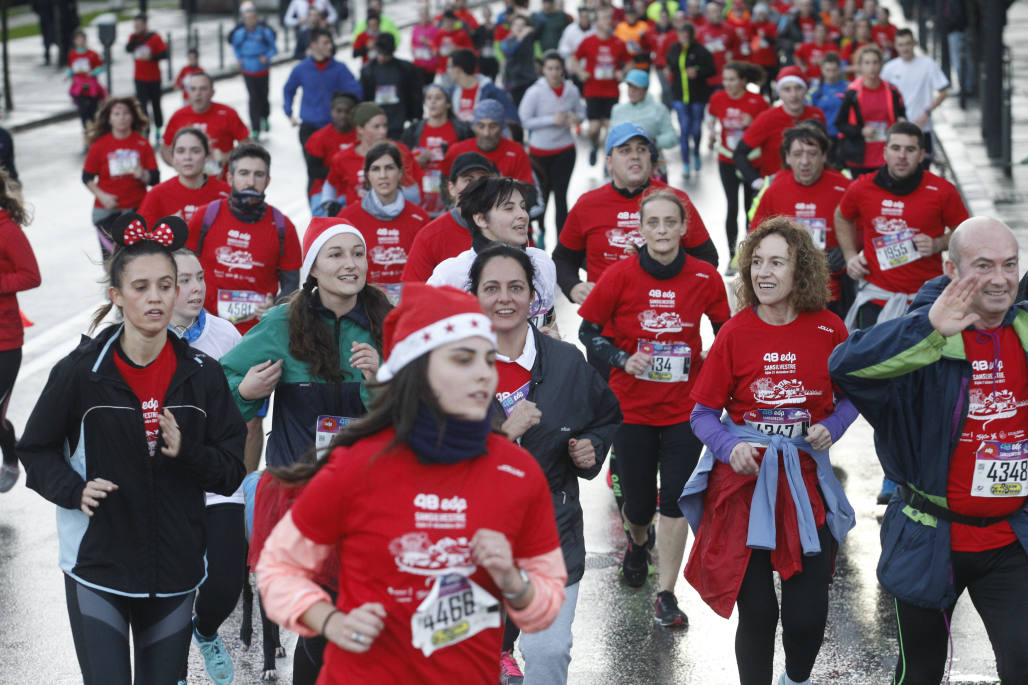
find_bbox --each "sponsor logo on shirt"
[968,387,1027,428]
[638,309,687,336]
[371,245,408,266]
[497,464,526,478]
[750,378,809,406]
[881,199,905,216]
[389,531,475,575]
[872,216,913,235]
[226,229,251,248]
[215,246,263,271]
[793,202,817,217]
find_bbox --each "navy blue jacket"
[829,276,1028,609]
[283,57,361,127]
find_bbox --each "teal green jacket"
[220,293,376,468]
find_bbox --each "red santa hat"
[300,218,367,284]
[776,65,807,90]
[377,283,496,382]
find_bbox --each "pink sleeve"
[505,547,567,633]
[256,511,334,637]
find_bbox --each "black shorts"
[585,96,618,122]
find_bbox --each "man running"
[441,99,534,184]
[574,6,628,166]
[125,13,167,143]
[829,217,1028,685]
[161,72,250,178]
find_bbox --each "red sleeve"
[83,137,104,176]
[704,272,732,324]
[514,150,534,184]
[399,145,424,183]
[576,266,621,326]
[304,128,324,159]
[708,92,725,119]
[741,111,770,149]
[689,324,735,409]
[162,111,181,147]
[279,217,303,270]
[291,448,352,545]
[559,207,586,251]
[151,33,168,54]
[574,37,589,60]
[137,188,161,226]
[140,140,158,171]
[231,110,250,143]
[679,193,710,247]
[838,182,861,221]
[0,221,41,295]
[942,184,970,228]
[401,231,436,282]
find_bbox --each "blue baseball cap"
[624,69,649,89]
[605,122,652,156]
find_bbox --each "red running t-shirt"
[416,121,460,215]
[837,170,968,294]
[708,90,770,164]
[441,138,534,185]
[138,176,230,226]
[336,201,429,285]
[326,143,423,209]
[559,181,711,284]
[83,132,159,209]
[691,306,847,435]
[113,339,178,458]
[162,103,250,155]
[578,255,730,425]
[695,23,739,86]
[456,85,480,122]
[129,32,167,82]
[305,125,357,196]
[741,105,826,177]
[575,35,629,99]
[794,41,833,80]
[947,326,1028,552]
[290,429,559,685]
[401,211,473,282]
[186,203,302,333]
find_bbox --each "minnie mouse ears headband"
[110,213,190,252]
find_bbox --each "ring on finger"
[351,632,365,644]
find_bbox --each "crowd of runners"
[0,0,1023,684]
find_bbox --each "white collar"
[496,326,536,372]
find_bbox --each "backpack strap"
[271,207,286,258]
[196,199,223,254]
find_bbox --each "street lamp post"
[1,0,11,112]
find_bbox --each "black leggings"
[243,73,270,133]
[0,347,22,466]
[736,525,833,685]
[74,94,102,129]
[65,574,194,685]
[134,79,164,129]
[299,122,321,196]
[893,542,1028,685]
[194,503,247,637]
[614,421,703,524]
[718,160,756,256]
[533,147,576,237]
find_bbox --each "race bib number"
[72,57,91,74]
[795,217,828,250]
[217,290,265,324]
[499,380,531,417]
[204,157,223,177]
[411,574,500,657]
[376,282,404,306]
[594,63,615,80]
[744,408,812,439]
[315,415,352,456]
[873,229,921,270]
[971,440,1028,497]
[867,121,889,141]
[422,170,442,194]
[134,45,151,60]
[414,46,432,61]
[107,149,140,177]
[725,130,743,151]
[375,85,400,105]
[636,340,691,383]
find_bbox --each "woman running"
[578,190,731,626]
[18,213,245,685]
[707,62,769,265]
[681,217,858,685]
[518,50,583,241]
[138,127,230,226]
[83,97,159,258]
[336,142,429,304]
[256,283,567,683]
[835,44,906,177]
[67,29,107,139]
[0,169,40,493]
[168,248,246,685]
[219,220,390,469]
[401,83,472,217]
[472,244,621,683]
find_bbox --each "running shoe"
[261,117,270,132]
[193,618,235,685]
[589,146,598,166]
[692,151,701,172]
[0,463,19,493]
[499,649,524,684]
[653,590,689,628]
[620,536,650,588]
[778,674,810,685]
[877,477,899,505]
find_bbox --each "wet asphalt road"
[0,16,1008,685]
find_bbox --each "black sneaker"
[621,537,650,587]
[654,590,689,628]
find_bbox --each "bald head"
[945,216,1020,328]
[947,217,1018,272]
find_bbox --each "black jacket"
[492,326,622,585]
[833,83,907,165]
[665,41,717,104]
[19,326,246,596]
[360,56,425,140]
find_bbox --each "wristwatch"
[502,568,532,601]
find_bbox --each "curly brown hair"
[0,168,30,226]
[287,277,392,384]
[735,216,830,312]
[87,96,149,145]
